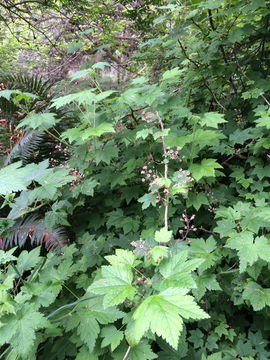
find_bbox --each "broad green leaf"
[225,233,270,272]
[242,88,263,100]
[193,274,221,300]
[155,227,173,243]
[138,193,157,209]
[0,248,17,265]
[0,305,48,356]
[160,251,204,277]
[153,129,170,140]
[93,144,118,164]
[105,249,138,267]
[200,112,226,128]
[61,128,82,143]
[51,89,96,108]
[101,325,123,351]
[187,192,209,210]
[96,90,115,102]
[0,291,16,315]
[37,167,75,187]
[132,288,209,349]
[188,329,204,349]
[136,128,153,140]
[87,265,136,308]
[70,69,92,81]
[77,310,100,352]
[130,340,158,360]
[0,89,17,100]
[16,247,41,274]
[199,0,223,9]
[0,162,33,195]
[255,113,270,129]
[75,346,98,360]
[92,61,110,70]
[159,251,203,289]
[75,178,99,196]
[81,122,115,139]
[190,237,218,272]
[16,113,58,130]
[242,281,270,311]
[151,246,168,263]
[161,67,183,82]
[189,159,223,181]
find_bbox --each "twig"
[178,40,226,111]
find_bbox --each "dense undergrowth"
[1,0,270,359]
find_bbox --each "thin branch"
[178,40,226,111]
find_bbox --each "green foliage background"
[1,0,270,359]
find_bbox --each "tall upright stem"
[156,112,169,228]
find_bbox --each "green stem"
[46,295,100,319]
[217,269,239,275]
[10,263,25,284]
[28,257,46,282]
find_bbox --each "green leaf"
[92,61,110,70]
[136,128,153,140]
[153,129,170,140]
[132,288,209,349]
[189,159,223,181]
[190,237,218,272]
[96,90,116,102]
[75,346,98,360]
[155,227,173,243]
[93,144,118,164]
[0,89,18,100]
[255,112,270,129]
[0,305,48,356]
[161,67,183,82]
[16,247,41,274]
[187,192,209,211]
[159,251,204,289]
[151,246,168,263]
[105,249,138,267]
[51,89,96,108]
[225,233,270,272]
[200,0,223,9]
[130,340,158,360]
[77,310,100,352]
[200,112,226,128]
[87,265,136,308]
[76,178,99,196]
[81,122,115,139]
[188,329,204,349]
[16,113,58,130]
[0,162,33,195]
[138,193,157,209]
[194,274,221,300]
[242,281,270,311]
[101,325,124,351]
[69,68,92,81]
[0,248,17,265]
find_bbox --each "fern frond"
[0,72,53,99]
[5,215,68,250]
[5,131,44,165]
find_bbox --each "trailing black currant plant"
[1,0,270,359]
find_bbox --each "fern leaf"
[4,215,68,250]
[5,131,44,165]
[0,73,53,99]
